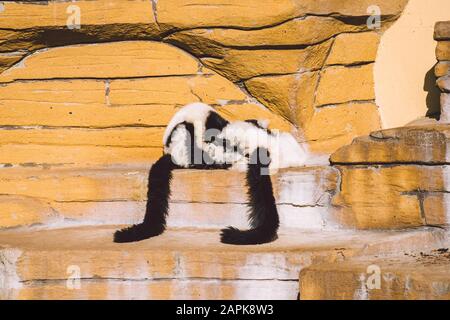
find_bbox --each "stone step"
[299,234,450,300]
[0,165,338,230]
[0,225,446,300]
[330,124,450,165]
[330,124,450,229]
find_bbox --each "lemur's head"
[213,120,273,167]
[219,119,308,170]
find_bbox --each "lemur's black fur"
[220,147,279,245]
[114,109,279,245]
[114,154,176,243]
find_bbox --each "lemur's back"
[163,103,215,146]
[163,102,308,170]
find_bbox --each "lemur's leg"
[220,147,279,245]
[114,154,177,243]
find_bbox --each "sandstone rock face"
[330,125,450,229]
[300,246,450,300]
[167,17,364,49]
[0,41,292,166]
[331,125,450,164]
[315,64,375,106]
[436,61,450,78]
[0,0,409,154]
[435,21,450,40]
[332,165,449,229]
[244,72,320,126]
[326,32,380,66]
[435,21,450,122]
[201,42,332,82]
[156,0,407,30]
[0,42,200,82]
[303,103,381,152]
[437,41,450,62]
[0,0,157,29]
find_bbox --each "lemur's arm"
[220,147,279,245]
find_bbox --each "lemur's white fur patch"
[163,102,213,148]
[257,119,269,129]
[165,123,190,167]
[163,103,308,171]
[219,121,307,171]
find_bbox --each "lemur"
[113,103,307,245]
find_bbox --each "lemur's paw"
[220,226,246,245]
[113,223,164,243]
[220,226,278,245]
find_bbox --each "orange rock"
[300,251,450,300]
[315,64,375,107]
[332,165,449,229]
[435,61,450,78]
[0,144,162,166]
[168,17,364,48]
[0,102,177,128]
[201,40,332,81]
[331,125,450,164]
[304,102,381,153]
[244,72,320,125]
[326,32,380,66]
[0,0,157,29]
[0,127,165,147]
[436,41,450,61]
[0,42,199,82]
[434,21,450,40]
[0,195,55,228]
[157,0,407,30]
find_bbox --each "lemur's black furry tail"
[114,154,175,243]
[220,147,279,245]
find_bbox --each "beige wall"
[375,0,450,128]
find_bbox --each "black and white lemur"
[114,103,307,245]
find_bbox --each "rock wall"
[436,21,450,121]
[0,40,290,166]
[0,0,410,157]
